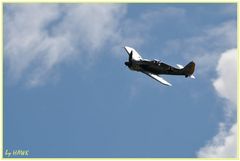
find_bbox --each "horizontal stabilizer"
[176,64,184,69]
[190,75,195,79]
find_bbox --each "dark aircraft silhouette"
[124,46,195,86]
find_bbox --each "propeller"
[128,51,133,66]
[125,50,133,68]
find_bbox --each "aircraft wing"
[142,72,172,86]
[124,46,142,61]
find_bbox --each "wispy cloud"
[197,49,237,158]
[4,4,128,87]
[162,20,237,76]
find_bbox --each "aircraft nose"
[125,62,130,67]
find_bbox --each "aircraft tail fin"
[183,61,195,78]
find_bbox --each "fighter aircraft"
[124,46,195,86]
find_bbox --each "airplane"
[124,46,195,86]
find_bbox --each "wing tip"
[166,82,172,86]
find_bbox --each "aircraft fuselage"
[125,60,187,76]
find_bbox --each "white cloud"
[213,49,237,107]
[5,4,61,82]
[197,49,237,158]
[197,123,237,158]
[4,4,127,87]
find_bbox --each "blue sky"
[4,4,237,158]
